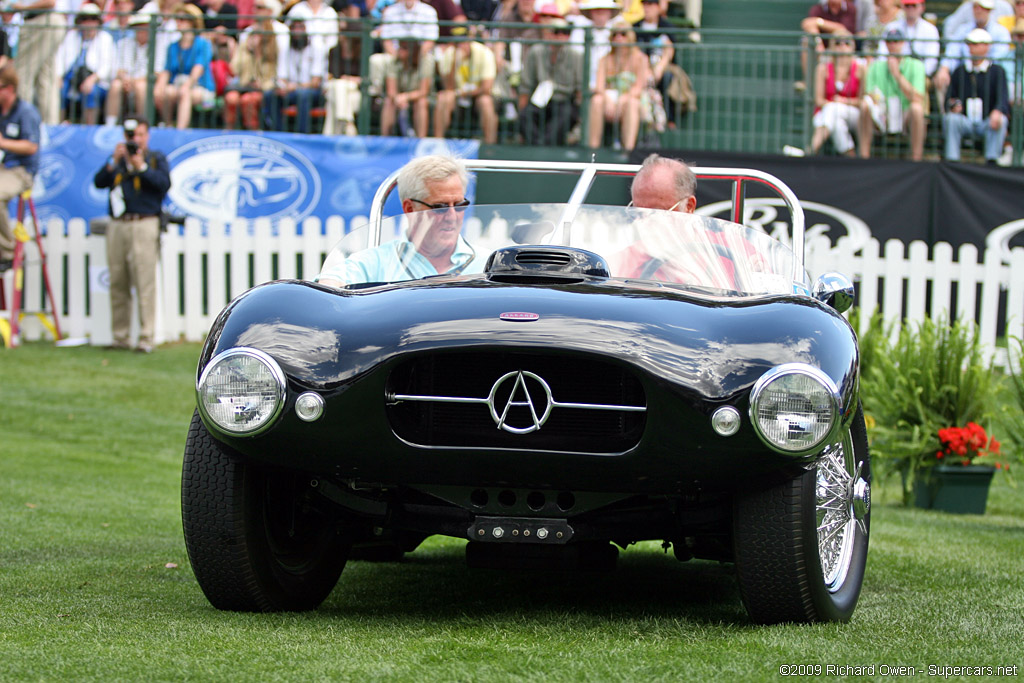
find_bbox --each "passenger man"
[317,155,473,287]
[629,153,697,213]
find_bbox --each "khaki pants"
[0,167,33,261]
[106,216,160,348]
[15,12,65,125]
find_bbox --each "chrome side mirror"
[813,272,855,313]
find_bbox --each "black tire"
[733,405,871,624]
[181,411,350,611]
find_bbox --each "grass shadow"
[323,544,748,626]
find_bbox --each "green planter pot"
[912,464,996,514]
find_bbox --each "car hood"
[200,278,858,403]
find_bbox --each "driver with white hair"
[317,154,475,287]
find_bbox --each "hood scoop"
[485,246,610,282]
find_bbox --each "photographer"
[93,116,171,353]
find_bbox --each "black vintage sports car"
[182,161,869,624]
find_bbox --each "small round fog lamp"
[711,405,741,437]
[295,392,325,422]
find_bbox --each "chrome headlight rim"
[748,363,841,456]
[196,346,287,437]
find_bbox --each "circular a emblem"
[487,370,552,434]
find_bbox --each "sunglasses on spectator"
[550,28,571,36]
[411,198,471,212]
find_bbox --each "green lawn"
[1,343,1022,681]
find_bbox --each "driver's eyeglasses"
[410,198,471,212]
[626,199,683,213]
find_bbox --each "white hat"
[128,12,151,26]
[966,27,992,43]
[973,0,995,9]
[579,0,620,11]
[257,0,283,16]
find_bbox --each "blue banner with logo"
[34,126,480,230]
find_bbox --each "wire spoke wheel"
[734,405,871,623]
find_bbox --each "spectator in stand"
[435,27,498,142]
[588,20,649,151]
[106,12,154,126]
[998,3,1024,98]
[265,17,325,132]
[286,0,337,53]
[798,0,857,90]
[809,31,864,156]
[202,0,240,38]
[519,18,582,145]
[0,17,12,70]
[11,0,66,125]
[573,0,620,89]
[934,0,1012,106]
[461,0,498,21]
[57,4,116,124]
[632,0,676,124]
[106,0,138,44]
[490,0,542,107]
[877,0,940,91]
[138,0,183,77]
[240,0,289,58]
[223,16,277,128]
[423,0,466,39]
[323,17,361,135]
[941,0,1013,40]
[857,28,926,160]
[943,27,1009,163]
[154,3,215,129]
[862,0,902,52]
[378,0,438,55]
[380,37,434,137]
[997,0,1024,31]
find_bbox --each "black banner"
[631,149,1024,251]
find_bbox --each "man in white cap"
[572,0,621,88]
[933,0,1012,102]
[55,3,116,124]
[943,27,1009,162]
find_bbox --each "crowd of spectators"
[0,0,1020,163]
[0,0,702,149]
[802,0,1023,164]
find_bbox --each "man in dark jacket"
[943,27,1009,163]
[93,116,171,352]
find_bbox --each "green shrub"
[996,337,1024,477]
[858,313,999,504]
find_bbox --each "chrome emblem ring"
[487,370,552,434]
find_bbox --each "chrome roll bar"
[366,159,806,270]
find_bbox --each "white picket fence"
[4,218,1024,365]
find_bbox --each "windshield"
[318,204,809,297]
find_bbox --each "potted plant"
[857,312,1001,509]
[912,422,1006,514]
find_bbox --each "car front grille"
[386,353,647,453]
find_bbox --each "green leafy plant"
[996,336,1024,477]
[858,313,999,504]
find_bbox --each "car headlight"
[197,347,287,436]
[749,364,840,455]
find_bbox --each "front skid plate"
[468,516,574,543]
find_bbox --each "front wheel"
[733,405,871,624]
[181,411,350,611]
